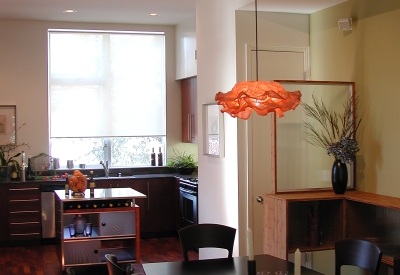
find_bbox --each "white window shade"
[49,31,166,138]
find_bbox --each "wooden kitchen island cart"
[54,188,146,275]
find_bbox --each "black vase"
[331,159,348,194]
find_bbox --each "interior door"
[247,47,307,255]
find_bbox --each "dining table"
[142,254,324,275]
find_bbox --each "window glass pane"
[50,137,164,167]
[110,137,164,166]
[49,31,166,138]
[50,138,105,167]
[48,30,167,167]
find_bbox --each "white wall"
[0,20,182,160]
[196,0,309,258]
[196,0,253,259]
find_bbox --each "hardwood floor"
[0,237,198,275]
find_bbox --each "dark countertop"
[1,171,198,184]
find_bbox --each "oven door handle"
[179,187,197,195]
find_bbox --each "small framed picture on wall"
[0,105,16,145]
[203,104,224,158]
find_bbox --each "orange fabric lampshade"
[215,81,302,120]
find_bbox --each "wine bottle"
[26,158,33,180]
[157,147,163,166]
[151,148,156,166]
[89,170,95,198]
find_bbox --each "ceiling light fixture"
[148,13,159,17]
[215,0,302,120]
[63,9,76,13]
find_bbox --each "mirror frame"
[272,80,356,193]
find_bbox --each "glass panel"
[274,81,355,192]
[50,136,164,167]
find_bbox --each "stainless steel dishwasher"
[40,182,65,239]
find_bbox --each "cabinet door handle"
[188,114,191,140]
[147,182,150,210]
[190,114,195,140]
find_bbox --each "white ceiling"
[0,0,347,25]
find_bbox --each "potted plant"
[0,123,29,179]
[302,94,362,194]
[166,149,197,175]
[0,147,22,179]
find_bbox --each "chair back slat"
[178,223,236,261]
[335,239,382,275]
[105,254,127,275]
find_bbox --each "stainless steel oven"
[179,178,198,228]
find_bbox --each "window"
[48,30,166,167]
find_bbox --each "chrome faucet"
[100,160,109,178]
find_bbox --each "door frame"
[243,44,310,255]
[245,44,310,81]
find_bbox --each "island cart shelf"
[55,188,146,275]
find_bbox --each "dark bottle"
[151,148,156,166]
[157,147,163,166]
[89,170,95,198]
[26,158,34,180]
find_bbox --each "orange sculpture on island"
[215,81,302,120]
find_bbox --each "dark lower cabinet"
[0,184,8,244]
[132,177,177,237]
[7,183,41,244]
[0,176,179,246]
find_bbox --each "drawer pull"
[10,233,40,236]
[9,188,39,191]
[9,199,39,202]
[10,222,40,225]
[10,210,39,214]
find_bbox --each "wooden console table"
[263,190,400,266]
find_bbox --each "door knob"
[256,196,264,203]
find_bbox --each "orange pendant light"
[215,81,301,120]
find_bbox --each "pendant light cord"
[255,0,259,81]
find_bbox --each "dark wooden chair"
[393,256,400,275]
[178,223,236,261]
[105,254,134,275]
[335,239,382,275]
